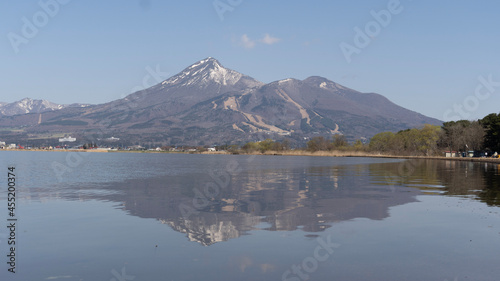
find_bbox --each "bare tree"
[439,120,484,152]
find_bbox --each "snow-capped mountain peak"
[160,57,259,88]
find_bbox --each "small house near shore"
[445,151,460,157]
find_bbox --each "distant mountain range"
[0,98,88,116]
[0,58,441,146]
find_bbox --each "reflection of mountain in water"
[160,212,259,246]
[61,162,420,246]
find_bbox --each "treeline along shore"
[3,112,500,163]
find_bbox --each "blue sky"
[2,0,500,121]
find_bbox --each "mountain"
[96,57,263,117]
[0,58,441,146]
[0,98,88,116]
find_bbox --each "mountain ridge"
[0,57,442,146]
[0,98,89,117]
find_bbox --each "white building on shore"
[59,136,76,143]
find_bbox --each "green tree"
[258,139,274,152]
[271,139,290,151]
[415,124,441,155]
[352,139,365,151]
[307,137,332,151]
[369,132,396,152]
[480,113,500,152]
[332,135,348,149]
[242,142,259,152]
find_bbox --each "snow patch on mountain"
[209,61,243,85]
[278,78,293,84]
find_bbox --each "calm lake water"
[1,151,500,281]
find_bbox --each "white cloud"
[239,34,256,49]
[260,33,281,45]
[237,33,281,49]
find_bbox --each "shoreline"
[2,148,500,164]
[243,150,500,164]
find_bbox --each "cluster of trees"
[369,124,441,155]
[240,135,365,153]
[303,125,444,156]
[241,139,290,153]
[306,135,365,152]
[236,113,500,156]
[438,120,484,153]
[82,142,98,149]
[370,113,500,156]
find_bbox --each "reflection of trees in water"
[475,163,500,206]
[437,161,485,195]
[370,160,441,193]
[370,160,500,207]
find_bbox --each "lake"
[1,151,499,281]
